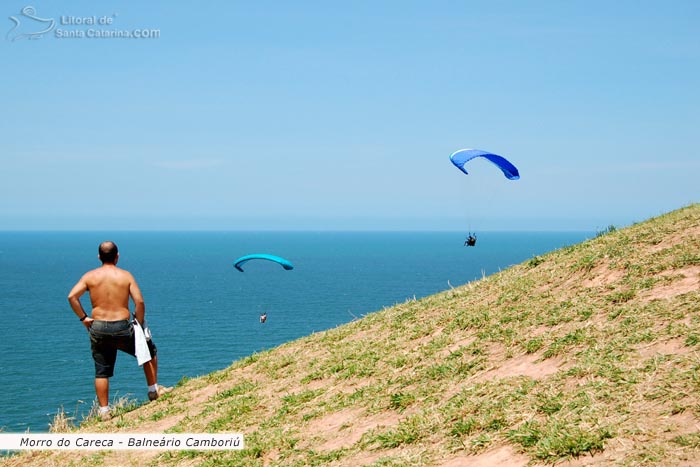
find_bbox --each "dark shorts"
[89,320,157,378]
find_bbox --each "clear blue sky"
[1,1,698,231]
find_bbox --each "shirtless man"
[68,241,168,420]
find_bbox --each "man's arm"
[68,275,93,327]
[129,274,146,324]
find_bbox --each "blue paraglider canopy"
[234,254,294,272]
[449,149,520,180]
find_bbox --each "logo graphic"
[6,6,55,41]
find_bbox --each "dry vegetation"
[3,204,699,467]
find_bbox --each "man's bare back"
[70,265,144,322]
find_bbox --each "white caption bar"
[0,433,244,450]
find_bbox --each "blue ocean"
[0,231,592,432]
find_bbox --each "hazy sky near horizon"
[1,1,698,231]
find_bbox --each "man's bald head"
[98,241,119,264]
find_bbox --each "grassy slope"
[4,204,700,467]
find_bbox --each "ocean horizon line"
[0,228,597,234]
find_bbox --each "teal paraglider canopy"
[449,148,520,180]
[233,254,294,272]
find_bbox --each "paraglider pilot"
[464,233,477,247]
